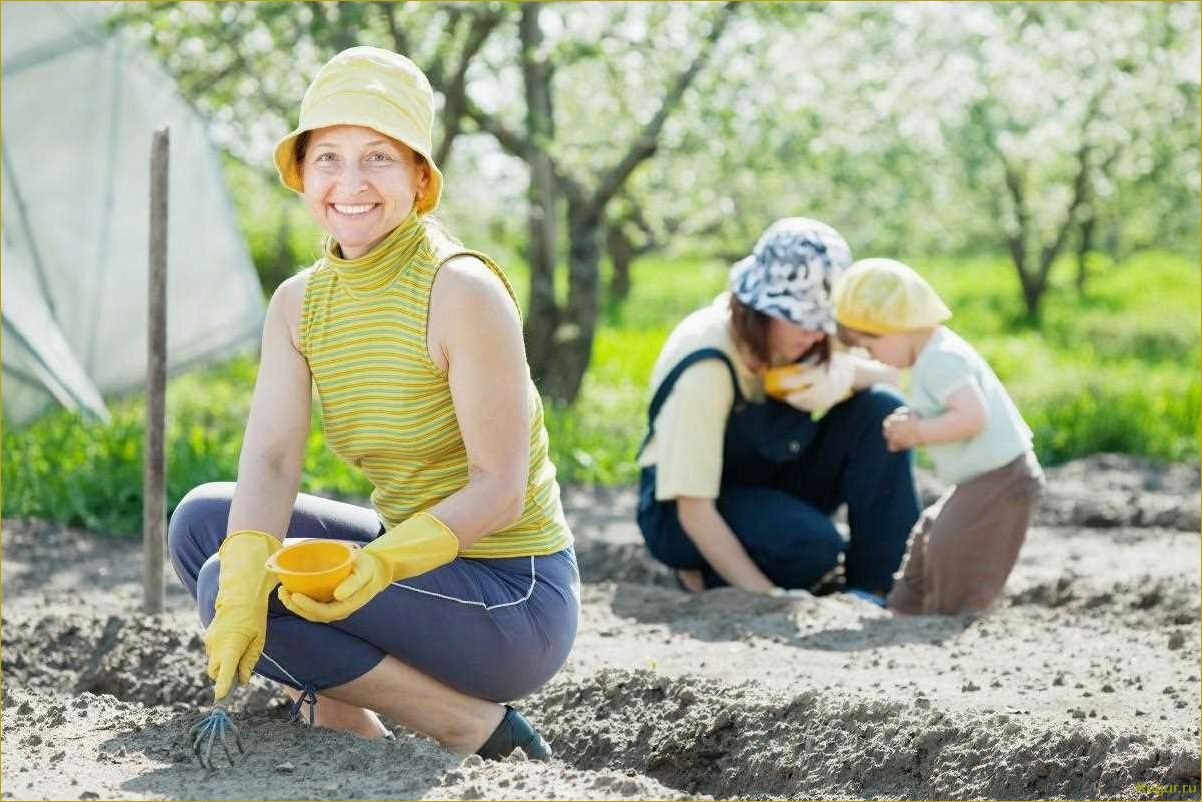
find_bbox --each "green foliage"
[2,357,370,536]
[223,155,324,295]
[3,252,1196,535]
[9,4,1197,536]
[546,249,1201,484]
[1026,374,1200,466]
[112,2,1199,284]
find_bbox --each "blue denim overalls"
[636,348,921,592]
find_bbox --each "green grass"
[3,250,1197,536]
[546,249,1201,479]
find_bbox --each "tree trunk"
[518,4,560,387]
[541,202,603,403]
[1001,165,1041,320]
[1076,213,1095,296]
[432,9,503,166]
[1019,270,1044,320]
[511,2,734,402]
[1007,237,1045,321]
[606,224,634,303]
[1103,222,1121,264]
[263,210,294,295]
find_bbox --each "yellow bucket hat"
[834,258,952,334]
[273,46,444,214]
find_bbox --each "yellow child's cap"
[833,258,951,334]
[273,46,444,214]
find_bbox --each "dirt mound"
[575,539,677,588]
[1006,571,1201,627]
[1045,455,1201,497]
[531,668,1201,800]
[2,454,1198,800]
[0,682,695,801]
[0,684,455,801]
[0,612,279,712]
[913,456,1200,531]
[425,754,698,800]
[1039,455,1201,531]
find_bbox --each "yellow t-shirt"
[638,293,762,501]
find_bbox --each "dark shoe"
[476,705,552,761]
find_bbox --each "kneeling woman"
[637,218,920,601]
[169,47,577,759]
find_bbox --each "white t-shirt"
[908,326,1033,485]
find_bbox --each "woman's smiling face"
[300,125,429,258]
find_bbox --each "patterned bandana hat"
[729,218,853,332]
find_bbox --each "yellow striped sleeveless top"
[298,213,572,558]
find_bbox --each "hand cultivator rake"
[190,699,243,770]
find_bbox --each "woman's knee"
[733,502,844,572]
[167,482,235,562]
[639,502,705,569]
[811,527,846,568]
[766,521,844,569]
[167,482,235,593]
[758,525,843,589]
[720,490,838,546]
[851,384,907,422]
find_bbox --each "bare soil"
[2,455,1199,800]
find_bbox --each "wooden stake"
[143,127,169,615]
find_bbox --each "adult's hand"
[280,512,459,623]
[205,609,266,701]
[769,587,814,600]
[675,497,776,593]
[204,531,281,700]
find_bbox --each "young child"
[833,258,1044,615]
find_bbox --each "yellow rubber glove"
[203,530,281,701]
[279,511,459,623]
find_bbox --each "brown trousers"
[887,450,1044,616]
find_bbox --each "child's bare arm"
[883,383,989,451]
[848,353,901,390]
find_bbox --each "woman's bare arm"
[848,353,901,390]
[424,256,530,547]
[226,273,313,539]
[675,497,776,593]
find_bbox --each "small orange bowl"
[265,539,359,602]
[762,364,813,400]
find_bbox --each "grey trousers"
[168,482,579,701]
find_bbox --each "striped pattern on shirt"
[298,215,571,558]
